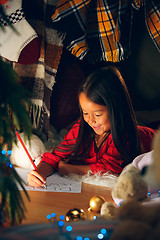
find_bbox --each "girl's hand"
[27,170,46,188]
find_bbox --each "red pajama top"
[41,121,156,174]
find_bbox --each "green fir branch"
[0,4,32,226]
[0,162,30,225]
[0,58,32,146]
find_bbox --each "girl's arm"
[58,161,91,175]
[37,161,55,177]
[27,122,81,187]
[27,161,55,188]
[40,121,80,171]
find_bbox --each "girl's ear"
[0,0,40,64]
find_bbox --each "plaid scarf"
[13,0,64,140]
[51,0,160,63]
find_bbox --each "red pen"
[16,131,39,171]
[15,131,46,188]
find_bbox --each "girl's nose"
[89,115,96,124]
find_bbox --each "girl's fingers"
[27,170,46,188]
[31,170,46,183]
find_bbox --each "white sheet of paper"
[15,168,81,193]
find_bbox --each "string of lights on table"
[1,148,160,239]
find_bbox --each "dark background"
[50,8,160,132]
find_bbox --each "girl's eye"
[83,112,88,115]
[95,114,102,117]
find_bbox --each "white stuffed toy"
[100,129,160,218]
[10,132,46,169]
[0,0,39,64]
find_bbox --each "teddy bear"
[100,163,150,217]
[10,132,46,169]
[10,125,66,169]
[107,199,160,240]
[100,129,160,240]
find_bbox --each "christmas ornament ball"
[88,195,105,212]
[65,208,86,222]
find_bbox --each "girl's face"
[79,93,110,136]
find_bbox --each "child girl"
[27,66,156,187]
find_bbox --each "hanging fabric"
[51,0,160,63]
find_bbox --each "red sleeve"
[41,121,80,170]
[137,126,156,152]
[89,135,124,174]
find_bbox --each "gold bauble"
[88,195,105,212]
[65,208,86,222]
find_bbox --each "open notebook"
[15,167,81,193]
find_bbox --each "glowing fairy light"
[98,233,104,239]
[1,148,13,168]
[51,212,56,218]
[1,150,6,155]
[76,236,83,240]
[9,163,13,168]
[46,214,51,220]
[66,225,72,232]
[101,228,107,235]
[58,220,64,227]
[46,210,113,240]
[7,161,10,166]
[7,150,12,155]
[60,215,65,220]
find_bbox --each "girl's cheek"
[84,116,88,123]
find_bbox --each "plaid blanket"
[13,0,63,140]
[133,0,160,50]
[51,0,160,63]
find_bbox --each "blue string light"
[47,208,115,240]
[51,212,56,218]
[46,214,51,220]
[101,229,107,235]
[58,221,64,227]
[97,233,104,239]
[60,215,65,220]
[66,226,72,232]
[46,211,115,240]
[7,150,12,155]
[1,150,6,155]
[1,149,13,168]
[9,163,13,168]
[7,161,10,166]
[76,236,83,240]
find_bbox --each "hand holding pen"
[27,169,47,188]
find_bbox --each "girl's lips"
[93,125,101,130]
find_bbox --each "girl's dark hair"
[55,66,142,167]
